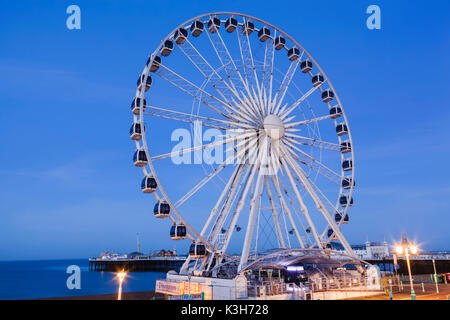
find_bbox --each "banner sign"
[168,293,204,300]
[155,280,181,295]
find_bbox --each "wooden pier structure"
[89,256,186,272]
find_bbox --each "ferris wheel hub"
[263,114,285,140]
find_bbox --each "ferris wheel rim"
[132,12,356,267]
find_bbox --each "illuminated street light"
[116,270,127,300]
[394,234,419,300]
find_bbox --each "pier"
[89,256,186,272]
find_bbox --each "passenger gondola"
[340,141,352,153]
[336,123,348,136]
[342,159,353,171]
[207,17,221,33]
[312,74,324,87]
[242,20,255,35]
[154,200,170,218]
[321,89,334,103]
[342,176,355,189]
[147,55,161,73]
[329,106,342,119]
[129,122,144,140]
[334,213,342,223]
[137,74,152,92]
[225,17,238,33]
[174,27,188,45]
[274,36,286,50]
[170,223,187,240]
[131,97,147,115]
[160,40,174,56]
[287,47,300,61]
[327,228,338,240]
[190,20,204,37]
[189,242,206,258]
[339,194,354,207]
[300,59,313,73]
[342,214,349,224]
[258,26,270,41]
[141,175,157,193]
[133,148,148,167]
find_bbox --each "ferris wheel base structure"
[155,249,383,300]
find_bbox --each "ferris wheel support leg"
[280,157,322,249]
[270,174,305,248]
[282,148,356,258]
[238,168,265,273]
[264,176,286,249]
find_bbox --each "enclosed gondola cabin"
[147,55,161,73]
[242,20,255,35]
[207,17,221,33]
[334,213,342,223]
[327,229,338,240]
[170,224,187,240]
[131,97,147,115]
[137,74,152,92]
[174,28,188,45]
[258,27,271,41]
[154,201,170,218]
[312,74,324,87]
[329,106,342,119]
[225,17,238,33]
[189,242,206,258]
[339,195,353,207]
[287,47,300,61]
[340,141,352,153]
[129,122,144,140]
[160,40,174,56]
[336,123,348,136]
[274,36,286,50]
[141,175,157,193]
[342,176,355,189]
[342,214,349,224]
[342,159,353,171]
[300,60,313,73]
[322,89,334,103]
[306,227,311,233]
[190,20,204,37]
[133,149,148,167]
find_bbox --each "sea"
[0,259,166,300]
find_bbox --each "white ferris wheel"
[130,12,356,276]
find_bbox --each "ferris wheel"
[130,12,356,275]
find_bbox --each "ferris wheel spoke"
[144,105,243,131]
[175,39,258,125]
[261,32,275,101]
[205,27,253,107]
[279,85,321,119]
[238,137,268,271]
[174,153,237,208]
[264,176,286,249]
[282,147,355,255]
[282,140,341,184]
[270,59,300,115]
[269,173,305,248]
[202,163,244,239]
[151,132,256,162]
[284,133,341,151]
[236,18,261,97]
[279,155,323,249]
[284,113,337,130]
[155,63,250,124]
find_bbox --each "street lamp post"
[116,270,127,300]
[395,240,418,300]
[432,259,439,294]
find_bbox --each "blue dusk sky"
[0,0,449,260]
